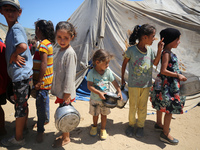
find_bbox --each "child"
[150,28,187,145]
[51,21,77,148]
[0,0,33,146]
[87,49,122,140]
[0,41,10,136]
[121,24,163,138]
[33,19,55,143]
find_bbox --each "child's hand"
[158,38,164,52]
[118,92,123,100]
[9,53,25,68]
[63,93,71,104]
[98,92,106,100]
[178,74,187,81]
[121,79,126,86]
[34,82,43,90]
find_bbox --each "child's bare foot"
[35,132,44,143]
[52,136,70,148]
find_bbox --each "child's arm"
[160,52,187,81]
[35,52,47,90]
[153,38,164,66]
[9,43,26,67]
[112,80,123,100]
[121,57,129,85]
[87,81,106,100]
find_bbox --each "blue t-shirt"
[125,45,155,88]
[87,68,115,101]
[5,23,33,82]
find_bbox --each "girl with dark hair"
[121,24,163,138]
[33,19,55,143]
[150,28,187,145]
[51,21,77,147]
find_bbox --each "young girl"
[0,0,33,146]
[121,24,164,138]
[87,49,122,140]
[51,21,77,148]
[33,19,55,143]
[150,28,187,145]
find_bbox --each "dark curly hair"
[35,20,55,44]
[129,24,155,45]
[55,21,77,40]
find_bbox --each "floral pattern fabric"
[150,51,186,114]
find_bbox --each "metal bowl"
[103,92,120,108]
[54,103,80,132]
[116,85,129,109]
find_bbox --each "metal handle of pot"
[60,102,72,107]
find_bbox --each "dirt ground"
[0,95,200,150]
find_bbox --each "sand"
[0,95,200,150]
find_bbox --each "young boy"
[0,0,33,147]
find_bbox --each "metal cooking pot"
[103,92,120,108]
[54,103,80,132]
[180,76,200,96]
[116,85,129,109]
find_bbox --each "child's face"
[170,37,180,48]
[96,60,110,71]
[56,29,73,50]
[1,4,21,24]
[146,29,156,45]
[35,27,42,41]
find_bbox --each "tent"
[54,0,200,113]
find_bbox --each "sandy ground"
[0,95,200,150]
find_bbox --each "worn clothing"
[128,87,150,127]
[0,41,10,95]
[0,93,7,105]
[13,76,32,118]
[51,46,77,100]
[5,23,33,82]
[150,51,186,114]
[89,99,111,116]
[36,90,49,133]
[33,39,53,90]
[87,68,115,102]
[124,45,155,88]
[125,45,155,127]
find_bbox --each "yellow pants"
[128,87,150,128]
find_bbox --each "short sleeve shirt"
[87,68,115,101]
[125,45,155,88]
[33,39,53,90]
[5,23,33,82]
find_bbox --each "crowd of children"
[0,0,188,148]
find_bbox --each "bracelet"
[176,72,179,78]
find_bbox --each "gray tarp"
[59,0,200,112]
[1,0,200,112]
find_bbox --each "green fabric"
[125,45,155,88]
[87,68,115,101]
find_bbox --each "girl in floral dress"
[150,28,187,145]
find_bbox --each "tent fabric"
[53,0,200,113]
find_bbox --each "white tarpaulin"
[55,0,200,112]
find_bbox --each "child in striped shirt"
[33,19,55,143]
